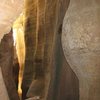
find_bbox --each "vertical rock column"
[27,0,71,100]
[26,0,46,99]
[23,0,72,100]
[22,0,38,99]
[0,31,19,100]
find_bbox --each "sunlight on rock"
[13,13,25,97]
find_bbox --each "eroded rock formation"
[62,0,100,100]
[0,0,80,100]
[22,0,38,99]
[22,0,68,99]
[22,0,79,100]
[0,31,19,100]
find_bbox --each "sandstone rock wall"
[22,0,79,100]
[0,31,19,100]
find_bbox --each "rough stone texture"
[62,0,100,100]
[0,31,19,100]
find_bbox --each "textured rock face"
[22,0,38,99]
[0,0,23,41]
[62,0,100,100]
[0,31,19,100]
[22,0,70,100]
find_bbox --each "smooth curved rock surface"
[62,0,100,100]
[0,0,23,41]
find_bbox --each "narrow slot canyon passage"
[0,0,79,100]
[5,0,100,100]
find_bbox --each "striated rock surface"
[22,0,79,100]
[0,31,19,100]
[21,0,38,99]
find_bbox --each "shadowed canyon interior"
[0,0,100,100]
